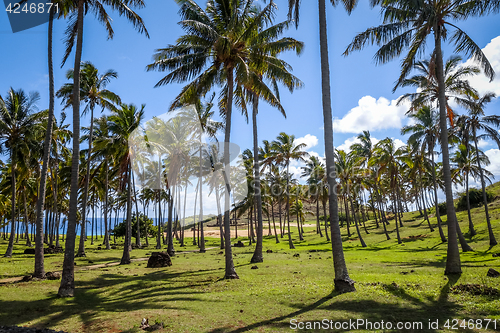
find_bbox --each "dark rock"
[266,249,273,253]
[147,252,172,268]
[23,249,35,255]
[43,245,64,254]
[487,268,500,278]
[97,246,102,250]
[218,251,224,255]
[293,253,300,257]
[45,271,61,280]
[111,245,117,249]
[309,249,317,253]
[233,240,245,247]
[88,260,94,264]
[251,265,258,269]
[493,253,499,258]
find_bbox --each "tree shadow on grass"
[0,266,221,332]
[208,276,466,333]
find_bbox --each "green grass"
[0,184,499,332]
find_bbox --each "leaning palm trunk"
[77,105,96,257]
[215,186,224,249]
[58,0,84,297]
[349,191,366,247]
[251,98,264,263]
[167,188,174,256]
[223,69,238,279]
[318,0,354,292]
[473,131,497,246]
[434,32,461,275]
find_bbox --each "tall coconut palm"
[57,62,120,257]
[287,0,358,292]
[147,0,280,279]
[0,89,46,258]
[107,103,145,264]
[401,106,447,242]
[344,0,497,275]
[301,156,324,238]
[451,143,492,236]
[458,93,500,246]
[58,0,148,297]
[270,132,308,249]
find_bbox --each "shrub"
[113,213,157,238]
[456,188,494,212]
[437,202,447,215]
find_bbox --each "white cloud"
[485,148,500,178]
[333,96,409,133]
[335,136,403,152]
[478,139,491,149]
[463,36,500,96]
[296,134,318,150]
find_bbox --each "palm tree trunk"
[271,200,279,243]
[465,171,475,237]
[23,191,32,247]
[215,186,224,249]
[316,195,323,237]
[167,188,175,256]
[418,172,434,232]
[251,98,263,263]
[104,160,110,249]
[295,188,304,241]
[374,183,390,240]
[157,190,162,249]
[318,0,354,292]
[473,131,497,245]
[434,31,461,275]
[77,104,96,257]
[223,68,238,279]
[192,179,198,246]
[120,161,132,265]
[278,196,283,238]
[198,148,205,253]
[430,145,447,242]
[58,0,84,297]
[132,171,141,247]
[285,163,295,249]
[349,190,366,247]
[322,197,330,242]
[33,6,56,277]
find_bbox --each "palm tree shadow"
[207,293,337,333]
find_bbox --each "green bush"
[456,188,494,212]
[437,202,447,215]
[112,213,157,238]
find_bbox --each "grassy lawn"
[0,190,499,332]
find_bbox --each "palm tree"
[57,61,120,257]
[301,156,324,238]
[0,89,46,258]
[287,0,358,292]
[108,103,145,264]
[335,150,367,247]
[343,0,497,275]
[270,132,308,249]
[147,0,279,280]
[371,138,405,244]
[401,106,446,242]
[451,144,492,237]
[458,93,500,246]
[58,0,148,297]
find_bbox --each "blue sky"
[1,0,500,197]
